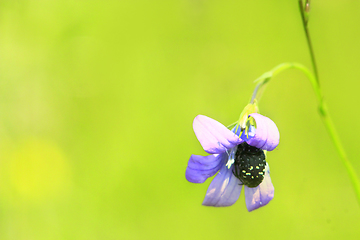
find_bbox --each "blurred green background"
[0,0,359,239]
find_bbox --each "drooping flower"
[186,109,279,211]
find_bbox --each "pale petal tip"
[246,113,280,151]
[192,115,243,154]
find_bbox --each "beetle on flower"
[185,103,279,211]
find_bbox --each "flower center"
[232,142,266,188]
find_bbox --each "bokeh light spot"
[6,139,71,203]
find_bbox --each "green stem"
[298,0,319,85]
[253,62,360,206]
[297,1,360,204]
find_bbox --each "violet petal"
[232,125,242,136]
[245,113,279,151]
[193,115,243,154]
[244,163,274,212]
[185,153,226,183]
[202,163,243,207]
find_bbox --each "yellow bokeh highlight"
[3,139,71,204]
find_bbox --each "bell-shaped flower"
[186,113,279,211]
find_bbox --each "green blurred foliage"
[0,0,359,239]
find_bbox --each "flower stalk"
[252,62,360,206]
[249,1,360,204]
[299,0,360,205]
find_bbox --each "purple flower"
[186,113,279,211]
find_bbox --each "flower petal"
[244,163,274,212]
[244,113,279,151]
[185,153,226,183]
[232,125,242,136]
[193,115,243,154]
[202,164,242,207]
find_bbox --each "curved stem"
[252,63,321,103]
[296,1,360,204]
[253,62,360,206]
